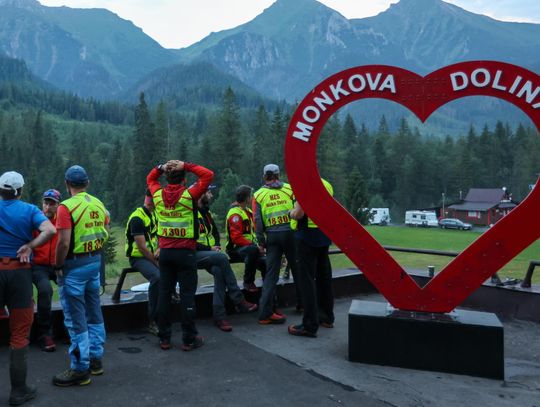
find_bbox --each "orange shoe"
[258,313,287,325]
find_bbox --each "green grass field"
[329,226,540,283]
[103,225,540,293]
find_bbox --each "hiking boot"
[8,385,36,406]
[89,359,103,376]
[52,369,91,387]
[288,324,317,338]
[9,347,36,406]
[237,300,258,313]
[39,336,56,352]
[181,336,204,351]
[258,313,287,325]
[243,282,259,293]
[214,320,233,332]
[320,321,334,329]
[159,339,171,350]
[148,321,159,336]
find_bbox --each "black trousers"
[157,248,198,344]
[296,239,334,333]
[259,231,301,319]
[234,244,266,284]
[32,265,56,338]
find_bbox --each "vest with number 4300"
[254,183,294,228]
[153,189,197,239]
[62,192,109,254]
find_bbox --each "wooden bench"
[111,256,250,303]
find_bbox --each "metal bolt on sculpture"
[285,61,540,313]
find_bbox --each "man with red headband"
[125,190,160,334]
[147,159,213,351]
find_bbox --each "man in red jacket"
[147,159,213,351]
[32,189,61,352]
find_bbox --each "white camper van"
[369,208,391,225]
[404,210,438,227]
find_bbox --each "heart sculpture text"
[285,61,540,313]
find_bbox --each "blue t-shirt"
[0,199,47,258]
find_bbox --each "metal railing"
[328,246,537,287]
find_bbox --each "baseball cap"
[0,171,24,193]
[65,165,89,185]
[43,189,61,202]
[263,164,280,175]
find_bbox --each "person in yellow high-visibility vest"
[288,179,335,338]
[147,159,213,351]
[225,185,266,292]
[53,165,109,386]
[195,186,257,332]
[253,164,301,325]
[125,190,160,335]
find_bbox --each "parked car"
[438,218,472,230]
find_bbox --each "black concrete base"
[348,300,504,379]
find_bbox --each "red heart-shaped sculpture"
[285,61,540,313]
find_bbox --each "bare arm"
[16,220,56,263]
[134,235,158,266]
[289,202,305,220]
[55,229,72,267]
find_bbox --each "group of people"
[0,159,335,406]
[0,165,108,405]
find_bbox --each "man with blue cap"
[53,165,109,386]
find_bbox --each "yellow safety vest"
[225,205,256,250]
[61,192,109,254]
[153,189,197,239]
[253,183,294,228]
[197,210,216,248]
[290,179,333,230]
[125,207,158,257]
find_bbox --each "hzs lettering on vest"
[269,194,280,200]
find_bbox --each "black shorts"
[0,268,33,309]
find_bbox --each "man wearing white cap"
[0,171,56,405]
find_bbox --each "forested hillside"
[2,80,538,227]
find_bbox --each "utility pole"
[442,192,446,219]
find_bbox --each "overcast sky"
[38,0,540,49]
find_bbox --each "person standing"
[0,171,56,405]
[196,186,257,332]
[31,189,62,352]
[53,165,109,387]
[147,159,213,351]
[288,179,335,338]
[225,185,266,292]
[253,164,301,325]
[125,190,160,335]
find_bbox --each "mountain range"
[1,0,539,131]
